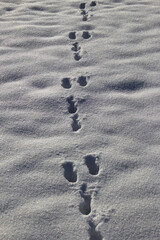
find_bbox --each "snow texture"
[0,0,160,239]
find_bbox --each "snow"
[0,0,160,239]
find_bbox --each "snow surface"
[0,0,160,239]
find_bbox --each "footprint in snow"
[77,76,88,86]
[82,31,91,39]
[62,158,104,239]
[71,113,81,132]
[74,52,82,61]
[81,9,89,21]
[67,95,77,114]
[84,155,100,175]
[62,162,77,183]
[61,78,72,89]
[79,183,92,215]
[79,3,86,9]
[88,220,103,240]
[90,1,97,7]
[69,31,76,40]
[71,42,81,52]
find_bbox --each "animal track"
[79,184,91,215]
[66,96,81,130]
[84,155,99,175]
[80,183,87,193]
[69,0,95,63]
[90,1,97,7]
[63,3,103,237]
[61,78,72,89]
[77,76,88,86]
[79,195,91,215]
[67,96,77,114]
[69,32,76,39]
[62,162,77,183]
[81,9,87,15]
[79,1,97,22]
[82,31,91,39]
[71,42,82,61]
[71,42,81,52]
[74,52,82,61]
[88,220,103,240]
[83,14,89,21]
[81,10,89,21]
[79,3,86,9]
[72,114,81,132]
[62,159,104,238]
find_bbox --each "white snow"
[0,0,160,239]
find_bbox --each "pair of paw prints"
[79,1,97,10]
[62,155,99,183]
[69,31,91,61]
[68,1,96,62]
[62,155,104,239]
[69,31,91,40]
[61,76,88,89]
[62,155,99,214]
[80,1,97,22]
[81,1,97,8]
